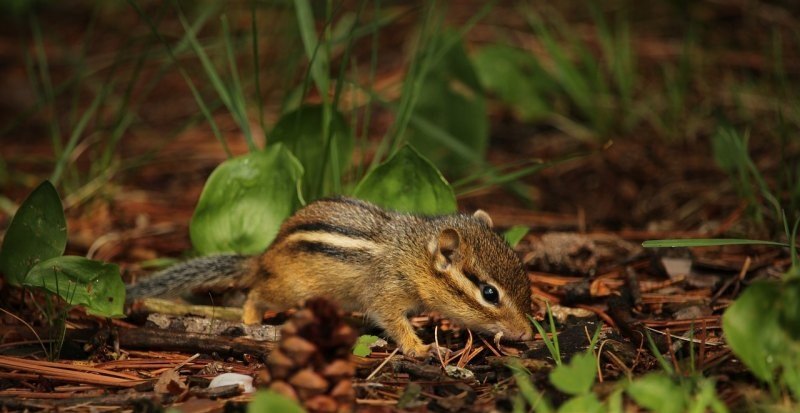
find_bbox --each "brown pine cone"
[265,298,357,412]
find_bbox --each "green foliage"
[270,105,353,200]
[626,374,688,413]
[509,360,553,413]
[248,390,305,413]
[472,44,553,122]
[503,225,530,248]
[26,256,125,317]
[190,144,304,255]
[0,181,66,285]
[528,302,562,365]
[722,279,800,383]
[0,181,123,318]
[352,334,381,357]
[404,30,488,175]
[557,394,603,413]
[712,126,783,226]
[642,238,790,248]
[354,145,457,215]
[549,352,597,396]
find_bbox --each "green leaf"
[270,105,353,200]
[0,180,66,285]
[557,393,603,413]
[25,256,125,317]
[405,31,488,175]
[626,373,687,413]
[504,225,530,248]
[352,334,380,357]
[190,144,304,255]
[642,238,789,248]
[722,280,788,381]
[354,145,456,215]
[549,352,596,396]
[472,45,553,122]
[779,278,800,341]
[248,390,305,413]
[508,360,554,413]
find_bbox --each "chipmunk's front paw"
[401,343,431,359]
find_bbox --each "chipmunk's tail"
[125,254,256,302]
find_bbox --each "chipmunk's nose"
[519,329,532,341]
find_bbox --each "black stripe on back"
[283,222,373,239]
[290,240,372,263]
[322,197,391,219]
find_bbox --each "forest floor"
[0,1,798,412]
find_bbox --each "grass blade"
[642,239,790,248]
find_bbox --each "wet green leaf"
[504,225,530,247]
[406,31,487,175]
[352,334,380,357]
[557,393,602,413]
[354,145,456,215]
[722,280,788,381]
[549,352,596,396]
[270,105,353,200]
[473,45,553,122]
[626,373,687,413]
[248,390,304,413]
[190,144,304,255]
[25,256,124,317]
[0,180,66,285]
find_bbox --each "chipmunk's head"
[425,210,533,342]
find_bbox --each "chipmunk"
[127,197,534,357]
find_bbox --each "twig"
[0,307,49,357]
[366,347,399,381]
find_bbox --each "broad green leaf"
[406,31,488,175]
[509,360,554,413]
[549,352,596,396]
[626,373,686,413]
[248,390,305,413]
[504,225,530,248]
[352,334,381,357]
[722,281,787,381]
[270,105,353,200]
[354,145,456,215]
[557,393,602,413]
[642,238,788,248]
[0,180,66,285]
[190,144,304,255]
[25,256,125,317]
[779,278,800,341]
[472,45,553,122]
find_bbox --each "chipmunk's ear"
[473,210,493,228]
[430,228,461,270]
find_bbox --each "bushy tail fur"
[126,254,254,302]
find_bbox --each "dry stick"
[665,328,680,375]
[711,256,752,303]
[434,326,447,371]
[0,307,49,356]
[365,347,399,381]
[0,356,142,380]
[3,326,276,359]
[0,356,143,387]
[477,335,502,358]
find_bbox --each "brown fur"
[128,197,533,356]
[241,197,533,356]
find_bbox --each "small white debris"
[209,372,255,393]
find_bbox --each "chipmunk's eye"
[481,284,499,305]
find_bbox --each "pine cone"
[265,298,357,412]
